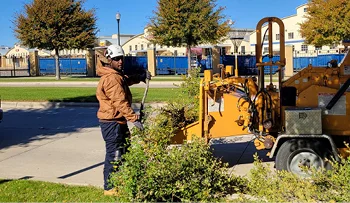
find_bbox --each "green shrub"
[108,68,245,202]
[247,152,350,202]
[247,154,318,202]
[310,151,350,202]
[172,68,201,127]
[110,135,244,202]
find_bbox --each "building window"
[288,32,294,39]
[135,45,138,50]
[301,45,308,52]
[220,47,226,55]
[204,48,211,56]
[241,46,245,54]
[147,43,151,48]
[264,35,269,41]
[141,44,144,50]
[304,8,308,12]
[263,47,268,53]
[129,46,132,51]
[315,46,322,50]
[276,34,280,40]
[330,44,337,49]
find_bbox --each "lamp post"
[116,12,121,46]
[229,29,246,76]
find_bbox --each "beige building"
[249,4,345,55]
[3,44,87,58]
[98,34,135,47]
[122,28,253,57]
[50,49,86,57]
[6,44,29,58]
[123,29,187,56]
[0,45,29,68]
[0,44,88,69]
[120,3,345,57]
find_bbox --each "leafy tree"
[300,0,350,46]
[148,0,231,72]
[14,0,97,79]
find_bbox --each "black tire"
[275,139,332,177]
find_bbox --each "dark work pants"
[99,122,130,190]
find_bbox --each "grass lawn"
[0,75,283,82]
[0,75,184,82]
[0,179,115,202]
[0,87,181,103]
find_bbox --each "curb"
[2,101,166,109]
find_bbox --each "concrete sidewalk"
[0,104,274,189]
[0,126,106,187]
[0,126,268,189]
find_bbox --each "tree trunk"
[187,45,191,74]
[55,48,61,80]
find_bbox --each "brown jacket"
[96,66,140,124]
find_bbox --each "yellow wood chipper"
[172,17,350,176]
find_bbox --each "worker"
[96,44,151,195]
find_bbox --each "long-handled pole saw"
[139,71,150,122]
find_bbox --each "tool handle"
[139,77,150,122]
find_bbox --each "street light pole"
[229,29,247,76]
[234,42,238,76]
[116,12,121,46]
[229,37,241,76]
[227,20,239,76]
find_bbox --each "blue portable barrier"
[156,56,188,75]
[39,58,87,75]
[293,54,345,70]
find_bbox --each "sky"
[0,0,307,47]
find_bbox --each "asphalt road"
[0,105,274,188]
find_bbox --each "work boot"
[104,188,118,196]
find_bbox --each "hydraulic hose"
[248,89,273,135]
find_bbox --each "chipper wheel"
[275,139,332,177]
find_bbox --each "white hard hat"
[105,44,124,58]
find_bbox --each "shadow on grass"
[0,177,32,185]
[0,179,12,185]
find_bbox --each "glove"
[140,70,152,83]
[133,121,144,131]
